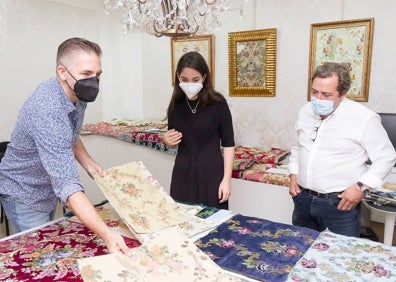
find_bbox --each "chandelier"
[104,0,250,37]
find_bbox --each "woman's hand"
[218,179,231,203]
[162,129,182,147]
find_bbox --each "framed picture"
[308,18,374,102]
[170,34,214,85]
[228,28,277,97]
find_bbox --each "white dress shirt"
[288,98,396,193]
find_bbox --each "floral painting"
[236,40,266,87]
[171,34,214,85]
[228,29,277,97]
[308,18,374,101]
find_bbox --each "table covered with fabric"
[1,206,396,281]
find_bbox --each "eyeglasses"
[311,120,322,142]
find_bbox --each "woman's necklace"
[186,97,199,114]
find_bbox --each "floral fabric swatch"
[90,161,192,234]
[195,214,319,282]
[287,229,396,281]
[78,227,249,282]
[0,219,139,281]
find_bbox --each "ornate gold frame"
[228,28,277,97]
[308,18,374,101]
[171,34,214,86]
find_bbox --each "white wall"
[1,0,396,151]
[0,0,101,140]
[122,0,396,150]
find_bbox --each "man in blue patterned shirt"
[0,38,130,254]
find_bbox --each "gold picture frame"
[170,34,214,85]
[308,18,374,102]
[228,28,277,97]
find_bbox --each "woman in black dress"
[162,52,235,209]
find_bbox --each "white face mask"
[311,96,335,116]
[179,82,203,99]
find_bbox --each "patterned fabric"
[234,146,289,164]
[195,214,319,282]
[232,146,291,186]
[90,161,192,235]
[287,230,396,281]
[196,206,222,219]
[0,218,140,281]
[81,121,176,154]
[78,227,249,282]
[364,190,396,208]
[242,163,291,187]
[233,159,257,171]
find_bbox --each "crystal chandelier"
[104,0,250,37]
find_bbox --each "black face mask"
[65,68,100,102]
[73,76,100,102]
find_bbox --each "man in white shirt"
[288,62,396,237]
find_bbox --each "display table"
[364,201,396,245]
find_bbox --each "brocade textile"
[287,230,396,281]
[0,219,140,281]
[195,214,319,282]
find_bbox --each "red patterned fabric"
[234,146,289,164]
[82,122,175,154]
[0,219,140,281]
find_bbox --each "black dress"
[168,98,235,209]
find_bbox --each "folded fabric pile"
[233,146,291,186]
[234,146,289,165]
[81,120,175,154]
[363,190,396,208]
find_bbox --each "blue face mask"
[311,96,334,115]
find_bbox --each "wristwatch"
[357,181,370,195]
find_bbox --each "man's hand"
[289,174,301,197]
[102,230,131,255]
[337,184,364,210]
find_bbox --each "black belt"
[300,187,342,199]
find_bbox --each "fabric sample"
[0,218,140,281]
[90,161,192,234]
[78,227,249,282]
[195,214,319,282]
[287,229,396,281]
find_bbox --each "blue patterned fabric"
[195,214,319,282]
